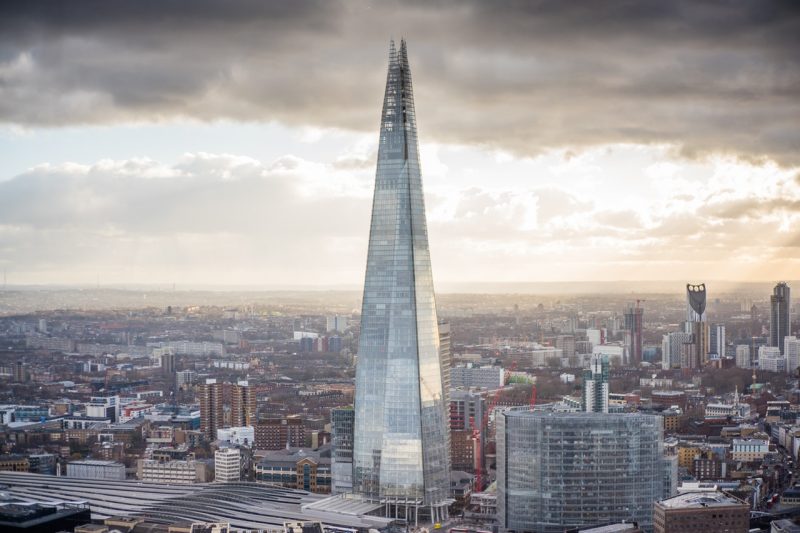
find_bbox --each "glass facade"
[771,282,791,354]
[497,411,667,533]
[331,407,354,494]
[353,39,450,508]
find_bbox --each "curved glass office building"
[352,40,450,522]
[497,411,667,532]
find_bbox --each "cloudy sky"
[0,1,799,287]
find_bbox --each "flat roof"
[658,491,746,509]
[68,459,123,466]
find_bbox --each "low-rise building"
[731,438,770,462]
[137,456,208,484]
[450,365,505,389]
[67,459,126,480]
[255,447,331,493]
[28,453,57,475]
[780,488,800,506]
[0,455,29,472]
[662,408,681,433]
[705,398,751,419]
[254,418,305,450]
[759,346,786,373]
[654,491,748,533]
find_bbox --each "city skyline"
[1,2,799,286]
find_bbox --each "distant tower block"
[686,283,707,323]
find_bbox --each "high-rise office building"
[439,321,452,403]
[735,345,751,369]
[331,407,354,494]
[683,320,710,367]
[161,351,176,375]
[556,334,576,359]
[680,338,699,369]
[771,282,791,354]
[12,361,28,383]
[176,369,196,388]
[200,379,223,440]
[438,320,452,480]
[785,336,800,375]
[662,332,693,370]
[709,324,726,358]
[497,411,670,533]
[326,315,349,333]
[352,40,450,522]
[583,353,609,413]
[623,304,644,366]
[231,380,257,427]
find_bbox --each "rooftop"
[658,491,746,509]
[68,459,123,466]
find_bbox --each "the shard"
[352,40,450,522]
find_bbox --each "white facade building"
[138,458,203,484]
[153,340,225,357]
[592,343,625,366]
[326,315,349,333]
[710,324,726,357]
[731,438,770,462]
[759,346,786,373]
[86,395,119,422]
[215,447,241,482]
[704,389,751,419]
[216,426,255,447]
[212,360,250,370]
[735,345,751,368]
[583,353,609,413]
[530,347,564,367]
[450,365,505,389]
[785,336,800,375]
[585,328,605,348]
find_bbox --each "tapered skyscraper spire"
[352,40,450,520]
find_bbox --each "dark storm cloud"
[1,0,799,163]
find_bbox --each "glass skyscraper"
[352,40,450,521]
[771,282,791,354]
[497,410,671,533]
